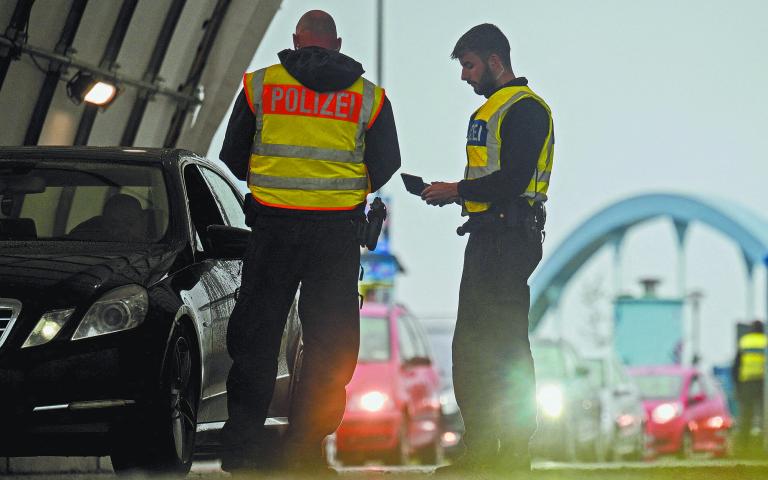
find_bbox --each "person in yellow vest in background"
[422,24,553,475]
[732,320,766,456]
[218,10,400,475]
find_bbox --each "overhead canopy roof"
[0,0,281,153]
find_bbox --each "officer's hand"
[421,182,460,207]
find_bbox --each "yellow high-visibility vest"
[738,332,766,382]
[242,64,386,210]
[463,85,554,215]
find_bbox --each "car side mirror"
[613,385,632,397]
[205,225,250,259]
[575,365,591,378]
[688,392,706,405]
[403,356,432,368]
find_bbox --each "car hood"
[347,362,396,396]
[641,398,680,417]
[0,241,183,309]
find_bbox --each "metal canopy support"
[73,0,138,146]
[163,0,231,148]
[0,0,35,90]
[743,251,756,320]
[23,0,88,145]
[673,219,689,299]
[376,0,383,85]
[608,230,626,297]
[121,0,186,146]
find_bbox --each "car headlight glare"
[538,384,564,418]
[356,391,392,412]
[651,402,682,424]
[72,285,148,340]
[22,308,75,348]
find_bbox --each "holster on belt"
[456,200,546,241]
[242,193,257,227]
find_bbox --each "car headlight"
[72,285,148,340]
[22,308,75,348]
[651,402,682,424]
[538,384,564,418]
[352,391,393,412]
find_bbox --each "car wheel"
[384,418,410,465]
[111,323,199,476]
[557,422,578,462]
[416,435,444,465]
[679,430,694,459]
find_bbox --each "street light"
[66,70,119,107]
[688,290,705,365]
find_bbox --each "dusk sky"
[209,0,768,367]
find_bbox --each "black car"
[0,147,302,475]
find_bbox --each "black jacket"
[457,78,552,211]
[220,47,401,218]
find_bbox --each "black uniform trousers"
[453,224,542,467]
[222,214,361,461]
[736,380,764,450]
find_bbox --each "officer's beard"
[474,62,498,97]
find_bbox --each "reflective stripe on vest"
[738,332,766,382]
[242,64,385,210]
[462,86,554,215]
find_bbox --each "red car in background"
[628,365,732,458]
[335,303,442,465]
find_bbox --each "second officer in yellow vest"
[218,10,400,475]
[422,24,553,475]
[732,320,766,454]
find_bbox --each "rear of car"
[335,304,441,465]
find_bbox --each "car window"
[199,167,247,229]
[689,375,704,398]
[359,316,391,362]
[402,314,429,358]
[397,316,416,361]
[0,160,169,242]
[531,344,566,379]
[632,373,683,400]
[183,164,225,252]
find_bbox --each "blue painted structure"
[530,193,768,330]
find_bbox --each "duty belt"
[456,202,546,239]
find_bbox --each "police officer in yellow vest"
[422,24,553,475]
[218,10,400,474]
[732,320,766,454]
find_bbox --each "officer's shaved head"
[293,10,341,51]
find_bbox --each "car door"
[399,313,439,447]
[197,165,297,420]
[686,374,719,441]
[181,163,238,423]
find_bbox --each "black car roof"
[0,146,206,165]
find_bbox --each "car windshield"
[426,330,453,384]
[532,344,566,379]
[358,316,391,362]
[632,373,683,400]
[0,160,169,243]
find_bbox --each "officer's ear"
[293,33,301,49]
[334,37,342,52]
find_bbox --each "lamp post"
[687,290,704,366]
